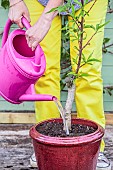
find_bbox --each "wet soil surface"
[36,121,96,137]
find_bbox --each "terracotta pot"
[30,118,104,170]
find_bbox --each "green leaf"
[98,21,110,30]
[84,0,89,5]
[47,7,57,13]
[86,63,93,65]
[87,52,94,60]
[79,73,89,77]
[84,24,95,30]
[71,4,75,15]
[60,80,66,90]
[87,58,101,62]
[96,21,110,31]
[1,0,9,9]
[47,5,67,14]
[71,38,77,42]
[73,46,79,51]
[103,38,110,44]
[102,48,107,53]
[73,0,82,7]
[68,72,78,77]
[96,24,100,31]
[82,53,86,63]
[72,56,78,64]
[61,27,67,31]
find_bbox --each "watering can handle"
[2,17,42,65]
[21,17,31,29]
[2,17,31,47]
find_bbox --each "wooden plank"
[104,101,113,111]
[104,29,113,48]
[0,7,8,27]
[0,112,113,125]
[0,112,36,124]
[105,14,113,29]
[102,66,113,83]
[103,53,113,66]
[105,113,113,125]
[103,93,113,102]
[0,124,37,169]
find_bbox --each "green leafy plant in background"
[1,0,9,9]
[103,0,113,55]
[102,0,113,95]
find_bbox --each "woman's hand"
[8,0,30,28]
[9,0,63,51]
[25,0,63,51]
[25,14,51,51]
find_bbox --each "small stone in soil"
[36,121,96,137]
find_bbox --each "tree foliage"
[1,0,9,9]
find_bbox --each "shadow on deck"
[0,124,113,170]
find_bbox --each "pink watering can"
[0,17,56,104]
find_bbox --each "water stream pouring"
[0,17,56,104]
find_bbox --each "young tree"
[50,0,109,134]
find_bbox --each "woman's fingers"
[26,35,39,51]
[15,17,24,28]
[31,41,39,51]
[25,13,52,51]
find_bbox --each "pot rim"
[30,118,104,146]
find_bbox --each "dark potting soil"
[36,121,96,137]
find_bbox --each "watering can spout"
[19,94,57,102]
[19,84,57,102]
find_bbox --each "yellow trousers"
[24,0,108,152]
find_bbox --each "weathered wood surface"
[104,125,113,170]
[0,124,37,170]
[0,124,113,170]
[1,112,113,124]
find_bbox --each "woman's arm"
[43,0,63,20]
[9,0,63,50]
[25,0,63,51]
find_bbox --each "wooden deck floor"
[0,124,113,170]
